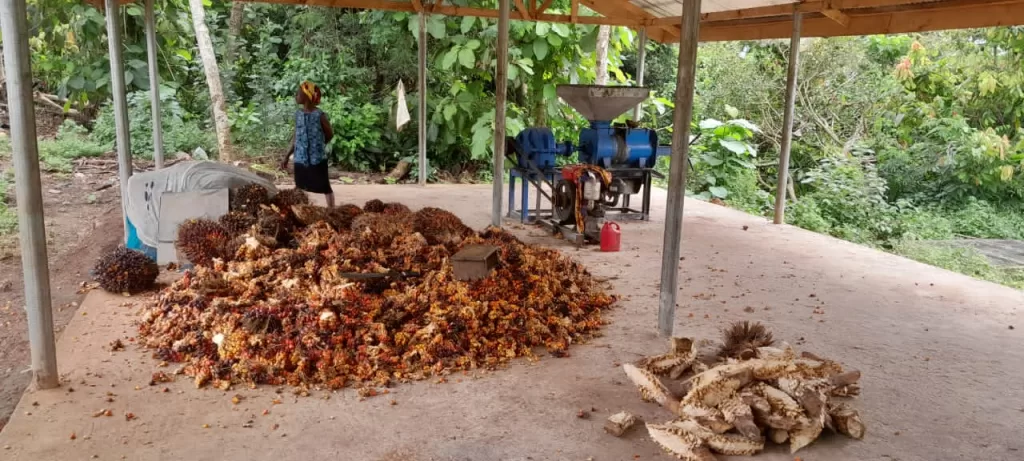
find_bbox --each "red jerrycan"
[600,221,621,252]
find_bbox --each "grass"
[893,241,1024,290]
[0,137,16,236]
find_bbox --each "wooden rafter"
[535,0,554,15]
[514,0,532,19]
[232,0,1024,43]
[820,8,850,26]
[699,0,1024,40]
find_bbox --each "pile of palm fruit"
[623,322,864,460]
[138,187,614,391]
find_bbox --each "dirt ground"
[0,152,124,432]
[0,184,1020,461]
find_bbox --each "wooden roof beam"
[699,0,1024,40]
[514,0,532,19]
[820,8,850,26]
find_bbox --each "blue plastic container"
[125,217,157,261]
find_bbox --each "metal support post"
[633,27,648,121]
[492,0,510,228]
[417,11,428,185]
[0,0,60,389]
[773,13,803,225]
[145,0,164,169]
[106,0,133,240]
[657,0,701,337]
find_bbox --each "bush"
[91,90,217,159]
[38,120,109,172]
[0,168,15,235]
[319,96,385,171]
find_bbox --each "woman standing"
[280,81,335,207]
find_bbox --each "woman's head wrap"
[300,81,322,105]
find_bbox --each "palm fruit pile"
[139,204,614,391]
[93,246,160,294]
[623,322,864,460]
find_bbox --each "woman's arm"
[280,133,295,169]
[320,112,334,144]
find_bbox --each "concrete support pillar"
[0,0,60,389]
[418,11,428,185]
[105,0,133,240]
[773,13,803,225]
[492,0,510,228]
[145,0,164,169]
[657,0,701,337]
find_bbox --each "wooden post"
[418,11,428,185]
[492,0,510,228]
[773,13,803,225]
[145,0,164,169]
[106,0,133,241]
[0,0,60,389]
[657,0,701,338]
[633,27,648,121]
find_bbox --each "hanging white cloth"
[395,79,411,131]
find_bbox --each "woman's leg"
[325,192,335,208]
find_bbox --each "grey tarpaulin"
[124,161,276,248]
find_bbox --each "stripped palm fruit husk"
[621,321,864,459]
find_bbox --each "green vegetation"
[14,1,1024,287]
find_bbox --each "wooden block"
[604,411,637,437]
[452,244,499,281]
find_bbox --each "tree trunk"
[189,0,233,160]
[225,2,245,66]
[594,26,610,85]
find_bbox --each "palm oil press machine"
[507,85,670,244]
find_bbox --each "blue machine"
[507,85,669,228]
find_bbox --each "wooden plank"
[410,0,422,12]
[699,0,1024,40]
[570,0,578,22]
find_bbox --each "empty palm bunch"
[256,206,294,242]
[219,211,257,237]
[290,204,332,227]
[176,219,231,267]
[622,322,864,460]
[412,207,474,246]
[93,246,160,294]
[137,213,615,393]
[229,184,270,214]
[719,321,775,360]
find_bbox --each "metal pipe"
[0,0,60,389]
[633,27,648,121]
[106,0,133,241]
[773,12,803,225]
[657,0,701,338]
[492,0,510,228]
[145,0,164,169]
[418,11,428,186]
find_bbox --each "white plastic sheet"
[124,161,277,248]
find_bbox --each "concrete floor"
[1,184,1021,461]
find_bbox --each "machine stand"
[508,167,556,223]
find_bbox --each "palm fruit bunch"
[137,208,615,392]
[290,204,331,227]
[219,211,257,237]
[412,207,473,246]
[256,206,293,242]
[93,246,159,294]
[381,202,411,215]
[327,204,363,231]
[622,322,865,460]
[363,199,385,213]
[229,184,270,214]
[273,188,309,209]
[176,218,231,267]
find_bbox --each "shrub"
[91,90,217,159]
[38,120,109,172]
